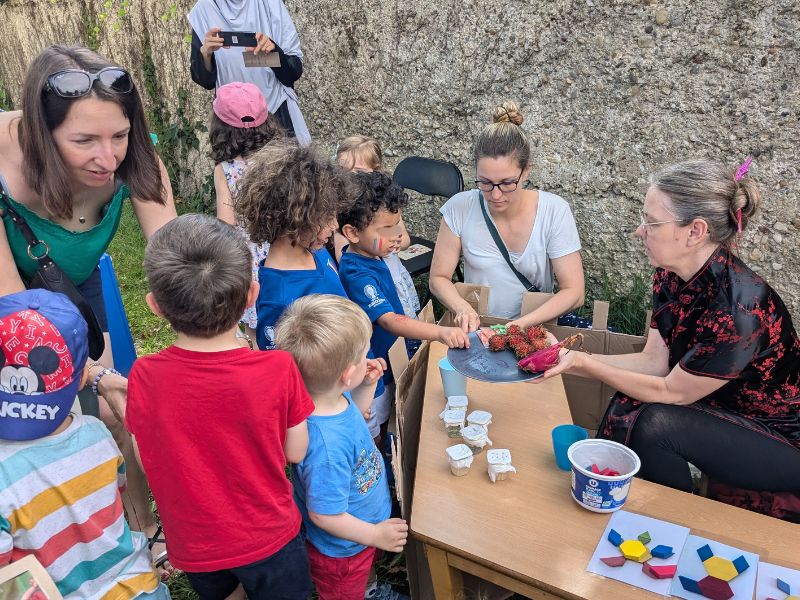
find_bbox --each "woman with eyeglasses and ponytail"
[537,159,800,519]
[0,45,177,576]
[429,101,585,332]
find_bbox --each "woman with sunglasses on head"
[538,159,800,518]
[187,0,310,144]
[0,45,177,572]
[430,101,585,332]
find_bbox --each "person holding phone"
[0,44,177,578]
[188,0,310,144]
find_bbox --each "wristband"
[92,367,122,397]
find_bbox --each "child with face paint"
[337,171,469,443]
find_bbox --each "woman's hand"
[453,307,480,333]
[201,27,226,57]
[251,32,276,55]
[532,348,584,383]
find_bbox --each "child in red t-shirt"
[125,214,314,600]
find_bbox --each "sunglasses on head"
[44,67,134,98]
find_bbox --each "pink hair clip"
[734,155,752,237]
[734,155,753,182]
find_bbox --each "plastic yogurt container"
[466,410,492,429]
[442,410,466,438]
[460,424,492,454]
[446,443,474,476]
[486,448,516,482]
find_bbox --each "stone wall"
[0,0,798,318]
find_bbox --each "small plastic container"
[442,410,466,438]
[460,424,492,454]
[445,395,469,412]
[467,410,492,429]
[486,448,516,482]
[446,444,474,476]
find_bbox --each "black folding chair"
[392,157,464,284]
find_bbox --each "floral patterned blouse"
[601,247,800,449]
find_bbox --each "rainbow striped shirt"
[0,414,159,599]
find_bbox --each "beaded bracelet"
[91,366,122,397]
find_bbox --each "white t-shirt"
[440,189,582,319]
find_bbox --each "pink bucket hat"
[213,82,268,128]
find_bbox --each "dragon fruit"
[518,334,584,373]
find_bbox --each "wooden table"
[411,343,800,600]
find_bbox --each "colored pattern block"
[651,544,674,559]
[638,531,652,544]
[778,578,791,594]
[697,544,714,562]
[680,576,703,594]
[620,540,650,563]
[600,556,627,567]
[697,575,734,600]
[643,563,677,579]
[608,528,623,547]
[732,555,749,575]
[703,556,739,582]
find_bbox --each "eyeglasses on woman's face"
[638,209,682,233]
[474,168,525,194]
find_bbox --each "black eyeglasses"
[474,169,525,193]
[44,67,134,98]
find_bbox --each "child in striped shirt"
[0,289,167,600]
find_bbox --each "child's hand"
[362,358,386,387]
[372,518,408,552]
[437,325,470,349]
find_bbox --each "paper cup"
[567,439,641,513]
[439,357,467,398]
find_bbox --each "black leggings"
[628,404,800,493]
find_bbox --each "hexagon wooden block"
[619,540,650,563]
[650,544,674,559]
[600,556,627,567]
[703,556,739,582]
[697,575,734,600]
[642,562,677,579]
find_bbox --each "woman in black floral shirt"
[540,159,800,506]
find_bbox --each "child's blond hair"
[275,295,372,395]
[335,135,382,171]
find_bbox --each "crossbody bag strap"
[477,191,539,292]
[0,181,50,260]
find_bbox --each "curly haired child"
[235,138,356,351]
[210,82,283,342]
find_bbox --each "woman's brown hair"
[18,45,164,220]
[473,101,530,170]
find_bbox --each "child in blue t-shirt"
[275,295,408,600]
[337,171,469,440]
[234,139,355,350]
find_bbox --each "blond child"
[275,295,408,600]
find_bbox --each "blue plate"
[447,332,544,383]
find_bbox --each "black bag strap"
[0,181,50,260]
[477,191,539,292]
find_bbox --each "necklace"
[77,196,87,224]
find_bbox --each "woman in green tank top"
[0,45,177,578]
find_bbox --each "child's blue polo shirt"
[256,248,346,350]
[338,249,404,383]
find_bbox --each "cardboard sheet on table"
[755,561,800,600]
[669,534,759,599]
[587,509,690,596]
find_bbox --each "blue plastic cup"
[439,357,467,398]
[551,424,589,471]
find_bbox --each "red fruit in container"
[507,324,523,336]
[506,334,525,347]
[530,337,550,352]
[525,325,547,343]
[512,341,533,359]
[488,334,507,352]
[518,333,584,373]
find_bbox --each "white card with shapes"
[669,535,759,599]
[586,509,690,596]
[756,561,800,600]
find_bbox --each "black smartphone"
[219,31,258,47]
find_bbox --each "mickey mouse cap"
[0,289,88,441]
